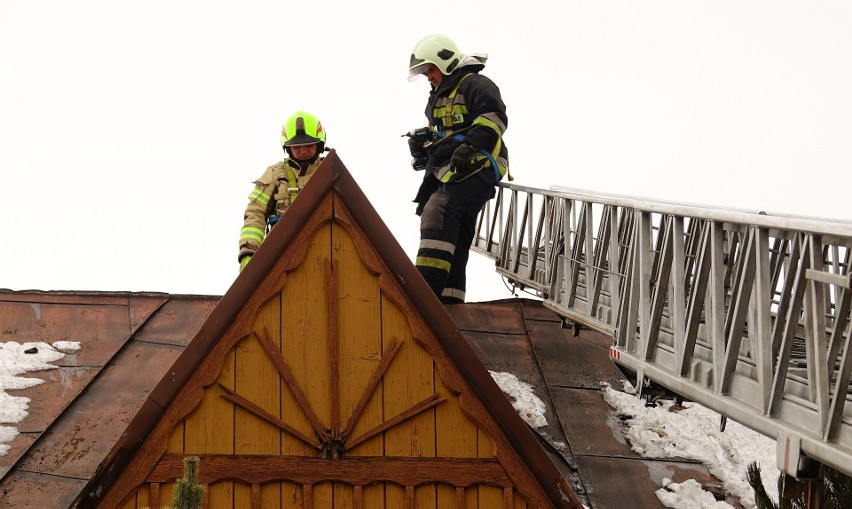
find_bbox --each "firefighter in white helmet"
[406,34,510,303]
[238,110,327,272]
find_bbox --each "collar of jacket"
[431,60,485,96]
[286,156,320,176]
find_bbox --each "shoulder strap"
[443,73,474,129]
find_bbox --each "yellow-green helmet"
[280,110,326,151]
[408,34,463,80]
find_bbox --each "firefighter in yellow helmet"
[406,34,510,303]
[238,111,327,272]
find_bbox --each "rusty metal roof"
[0,291,738,508]
[0,290,218,507]
[0,151,738,508]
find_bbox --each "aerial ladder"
[472,181,852,482]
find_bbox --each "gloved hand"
[450,144,477,174]
[239,255,252,272]
[408,137,424,158]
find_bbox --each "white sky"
[0,344,779,508]
[2,1,851,303]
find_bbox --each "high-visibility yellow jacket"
[238,157,322,261]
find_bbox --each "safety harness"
[431,73,511,183]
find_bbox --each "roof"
[0,151,736,508]
[0,151,582,508]
[0,290,218,507]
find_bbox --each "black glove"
[408,137,424,158]
[450,144,477,174]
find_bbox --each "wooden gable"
[82,152,581,509]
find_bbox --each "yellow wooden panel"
[477,430,503,507]
[167,421,184,454]
[435,374,477,507]
[336,222,383,454]
[280,222,331,503]
[363,484,384,508]
[444,479,476,506]
[381,297,436,508]
[414,484,438,508]
[183,348,235,508]
[156,481,175,508]
[385,483,404,508]
[311,482,332,508]
[334,484,353,509]
[333,223,385,508]
[514,489,528,509]
[235,294,283,508]
[478,484,503,508]
[282,482,305,509]
[477,429,496,458]
[206,481,236,509]
[435,376,478,454]
[137,484,149,509]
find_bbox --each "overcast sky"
[2,1,850,300]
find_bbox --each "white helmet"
[408,34,464,80]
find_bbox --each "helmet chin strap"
[285,148,319,173]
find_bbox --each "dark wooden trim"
[344,394,445,450]
[326,258,340,435]
[251,483,260,508]
[148,454,512,487]
[353,485,363,509]
[257,328,329,443]
[150,482,159,505]
[405,485,414,508]
[304,484,312,509]
[339,338,402,443]
[218,382,321,450]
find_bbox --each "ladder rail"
[472,182,852,479]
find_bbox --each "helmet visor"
[282,133,321,147]
[408,62,432,80]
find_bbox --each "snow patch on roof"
[0,341,80,455]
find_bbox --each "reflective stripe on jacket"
[238,157,322,260]
[426,67,509,184]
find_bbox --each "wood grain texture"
[98,186,562,508]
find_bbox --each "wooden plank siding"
[96,156,579,508]
[118,215,520,508]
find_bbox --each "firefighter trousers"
[416,169,496,303]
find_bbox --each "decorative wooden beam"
[405,485,414,507]
[354,485,363,509]
[218,383,322,450]
[339,339,403,443]
[257,328,330,442]
[150,482,159,506]
[326,258,340,434]
[303,484,312,509]
[251,483,260,509]
[345,394,445,450]
[148,454,512,487]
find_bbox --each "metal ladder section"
[471,182,852,479]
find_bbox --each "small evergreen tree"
[171,456,205,509]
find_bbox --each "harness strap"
[442,73,473,129]
[446,133,502,182]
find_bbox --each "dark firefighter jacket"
[414,56,509,212]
